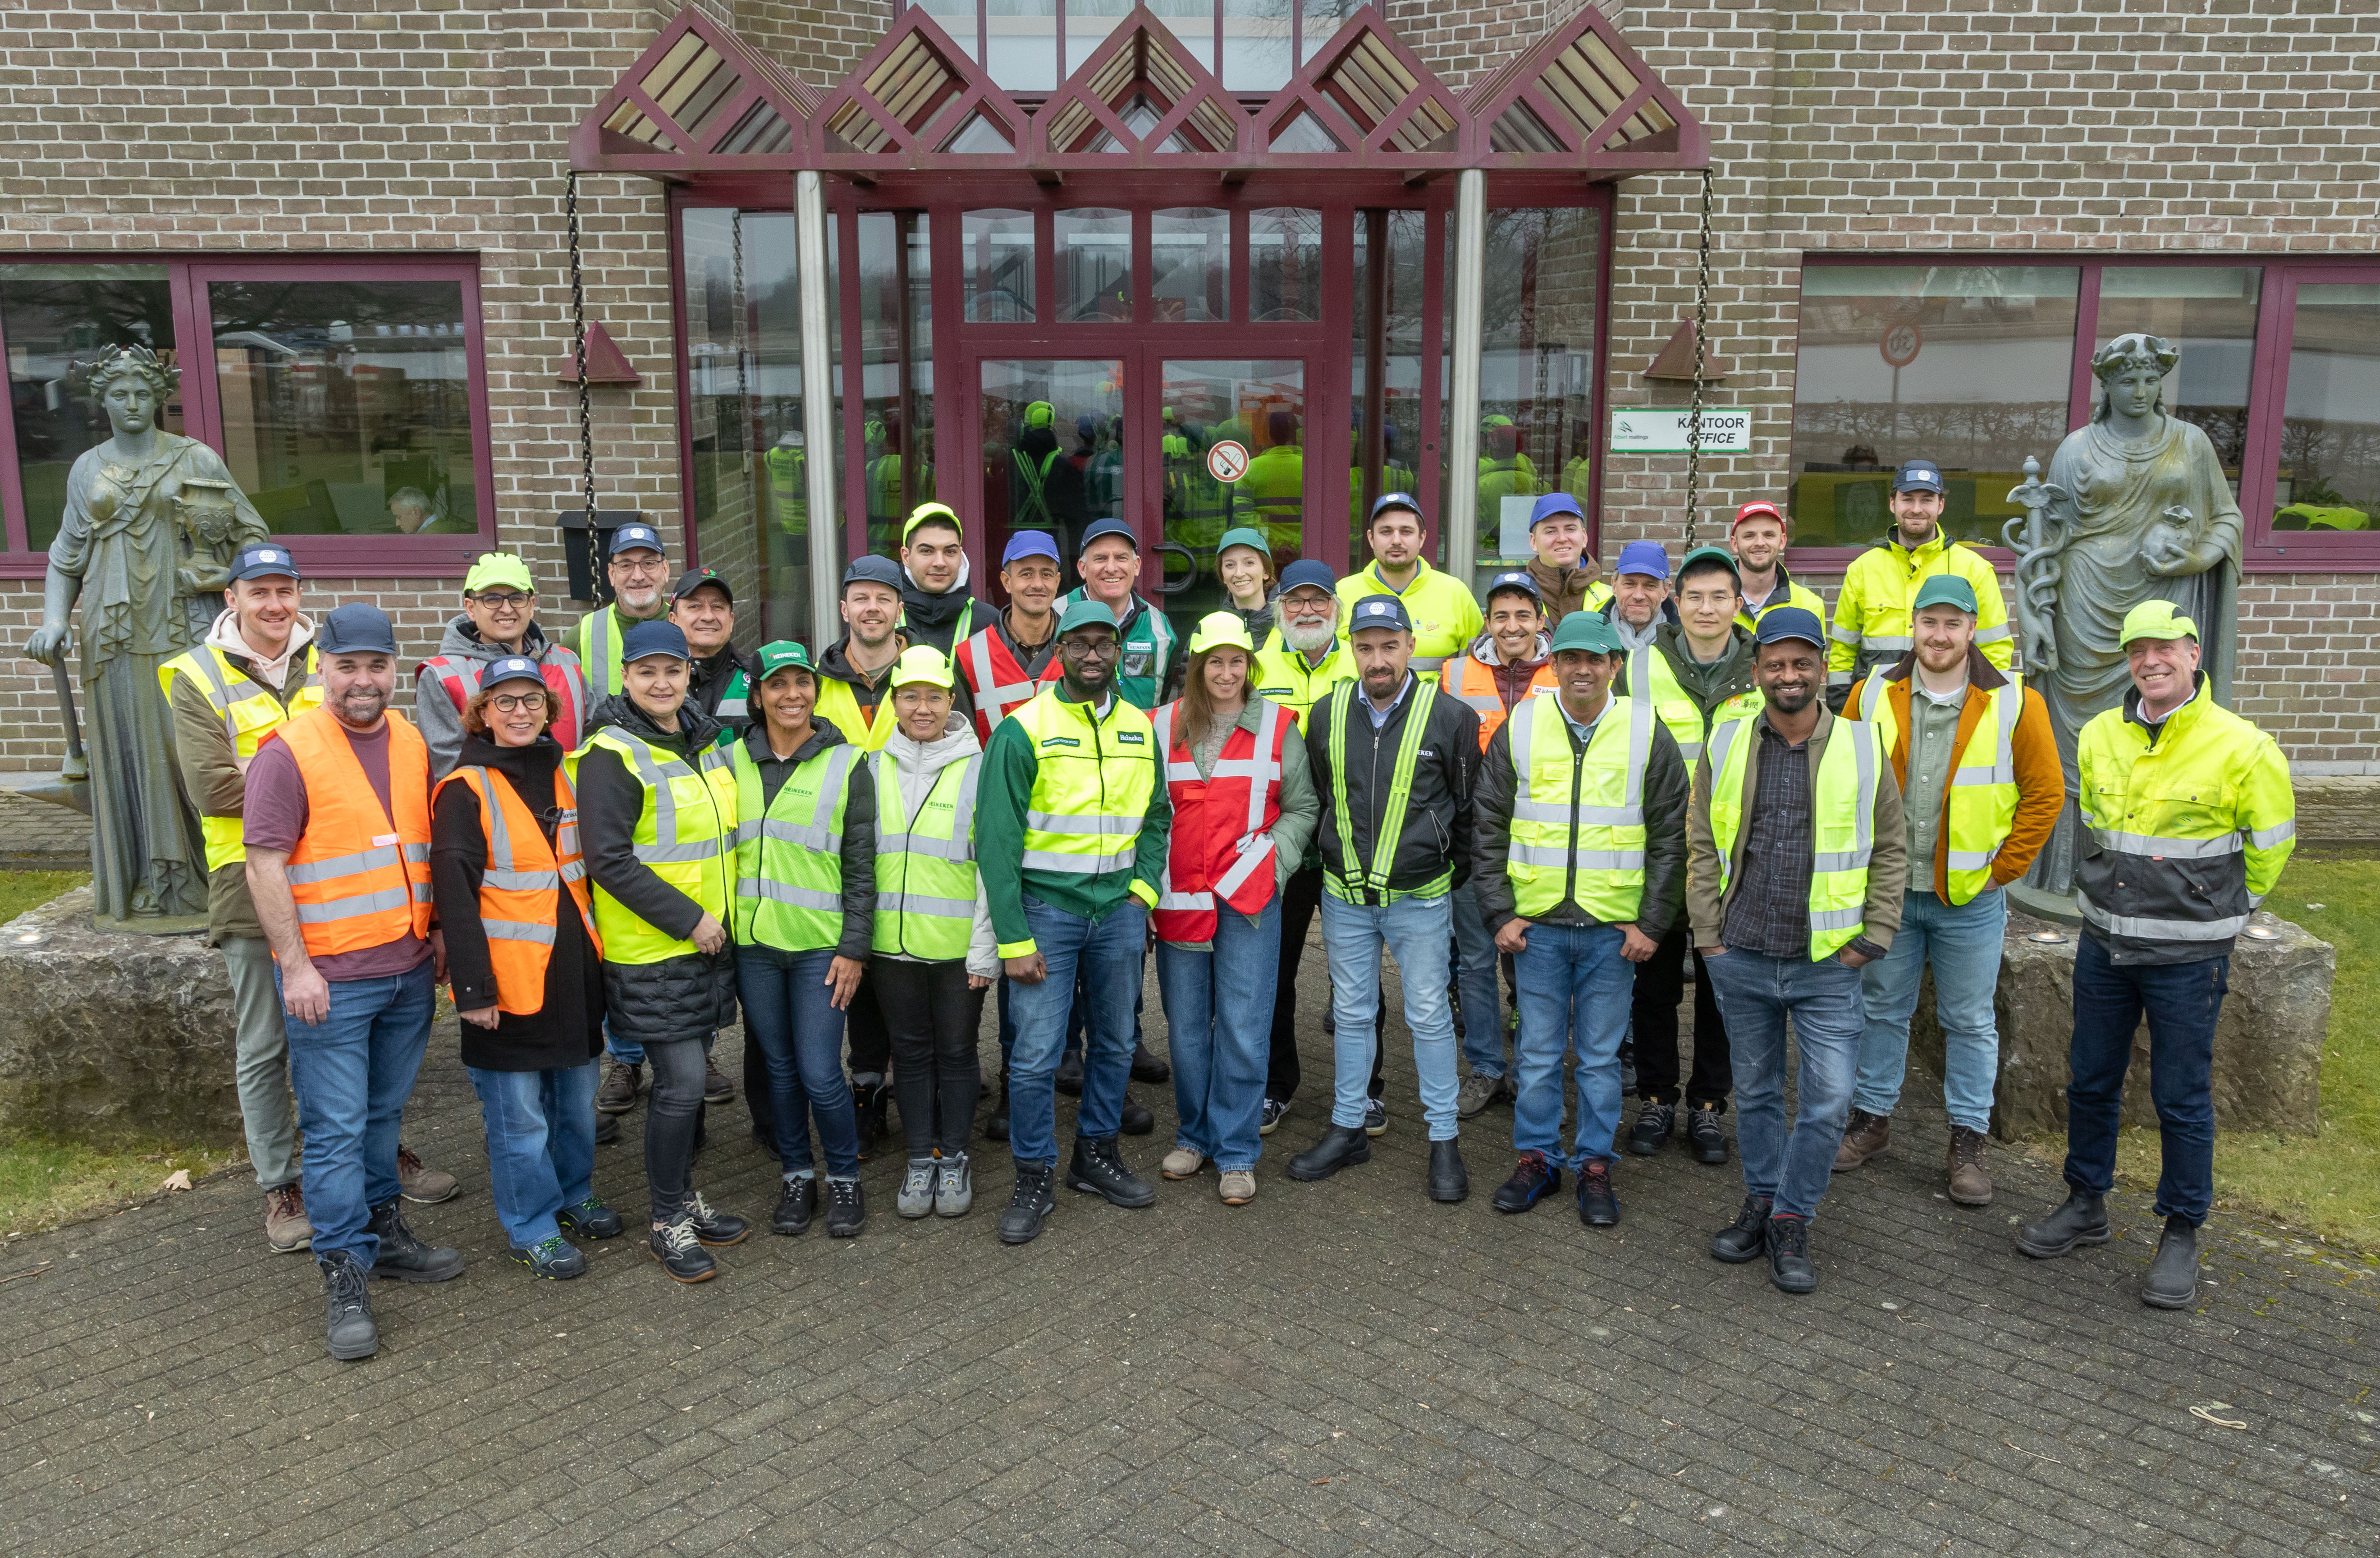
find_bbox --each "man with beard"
[896,503,980,662]
[1598,540,1678,653]
[568,523,674,698]
[670,568,755,741]
[813,555,910,753]
[1690,608,1905,1295]
[243,603,464,1359]
[1727,501,1826,634]
[1336,494,1481,684]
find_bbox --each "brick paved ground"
[2,958,2375,1558]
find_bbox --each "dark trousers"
[642,1037,709,1222]
[2063,934,2226,1226]
[875,957,987,1157]
[846,968,892,1078]
[1631,925,1731,1110]
[1266,864,1385,1104]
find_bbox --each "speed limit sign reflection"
[1206,440,1250,483]
[1879,322,1922,369]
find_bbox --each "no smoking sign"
[1206,440,1250,483]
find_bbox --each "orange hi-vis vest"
[958,621,1061,744]
[430,763,602,1014]
[1448,651,1556,753]
[273,707,434,959]
[1149,698,1290,943]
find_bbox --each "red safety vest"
[1149,699,1290,944]
[957,623,1061,744]
[1446,651,1556,753]
[418,651,590,755]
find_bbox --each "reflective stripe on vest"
[959,625,1059,743]
[1009,689,1157,878]
[274,707,434,958]
[1250,640,1358,731]
[1324,678,1445,902]
[1450,654,1553,753]
[1505,692,1653,923]
[731,740,857,953]
[159,642,325,873]
[1626,644,1757,766]
[566,727,738,965]
[431,764,602,1013]
[1707,713,1881,961]
[1859,669,2023,904]
[421,651,590,756]
[870,748,983,961]
[1149,699,1287,942]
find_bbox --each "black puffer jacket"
[574,692,738,1048]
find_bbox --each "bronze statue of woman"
[23,345,269,928]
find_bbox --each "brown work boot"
[263,1182,313,1253]
[1833,1109,1891,1171]
[596,1059,642,1114]
[1946,1125,1995,1206]
[396,1145,461,1205]
[703,1056,734,1105]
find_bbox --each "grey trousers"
[222,935,300,1188]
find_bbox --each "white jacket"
[877,716,1001,979]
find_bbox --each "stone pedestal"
[1908,908,2332,1141]
[0,885,243,1147]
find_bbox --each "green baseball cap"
[1677,545,1742,585]
[1911,574,1978,614]
[1215,527,1271,564]
[1056,598,1121,637]
[2120,600,2199,644]
[1549,611,1624,656]
[755,640,815,678]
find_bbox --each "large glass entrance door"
[1155,357,1305,624]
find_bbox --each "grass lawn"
[0,869,94,925]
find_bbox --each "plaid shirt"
[1721,718,1818,958]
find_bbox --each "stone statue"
[23,345,270,930]
[2006,332,2243,914]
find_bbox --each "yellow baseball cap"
[464,552,535,594]
[1188,611,1256,656]
[2119,600,2199,645]
[888,645,955,690]
[903,502,962,544]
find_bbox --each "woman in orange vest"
[429,656,615,1281]
[1149,614,1319,1206]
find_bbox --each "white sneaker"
[1161,1147,1205,1180]
[934,1154,973,1218]
[897,1159,937,1219]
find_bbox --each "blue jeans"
[737,948,860,1178]
[1008,896,1144,1166]
[466,1059,599,1247]
[605,1022,644,1067]
[1704,949,1864,1221]
[1856,887,2007,1132]
[1319,892,1460,1140]
[1511,922,1637,1167]
[278,958,437,1266]
[1450,887,1508,1078]
[2064,934,2226,1226]
[1156,899,1281,1172]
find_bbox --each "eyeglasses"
[490,691,549,713]
[611,558,668,577]
[468,591,532,609]
[1282,594,1335,614]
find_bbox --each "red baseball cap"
[1731,500,1787,533]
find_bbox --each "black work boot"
[986,1075,1011,1143]
[1575,1159,1619,1227]
[1066,1135,1156,1208]
[367,1198,464,1283]
[1687,1103,1730,1165]
[648,1215,716,1282]
[1628,1100,1675,1156]
[2142,1216,2200,1310]
[824,1175,866,1237]
[1130,1041,1171,1083]
[1120,1093,1155,1136]
[1427,1139,1469,1203]
[320,1250,378,1361]
[999,1161,1057,1245]
[1766,1214,1817,1294]
[772,1175,817,1236]
[1286,1123,1371,1182]
[2016,1189,2112,1260]
[1710,1193,1771,1263]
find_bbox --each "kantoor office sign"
[1610,408,1753,455]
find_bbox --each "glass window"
[1055,208,1134,323]
[1066,0,1132,75]
[1249,207,1322,323]
[0,265,180,553]
[917,0,980,58]
[1153,0,1217,71]
[206,276,482,541]
[854,212,936,558]
[2096,266,2260,499]
[1473,206,1601,594]
[2273,283,2380,535]
[978,359,1124,570]
[1220,0,1293,91]
[1162,358,1305,632]
[1349,210,1428,566]
[962,209,1035,322]
[1789,264,2080,549]
[1151,207,1229,323]
[985,0,1058,92]
[1301,0,1364,64]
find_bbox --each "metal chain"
[1683,165,1714,551]
[566,171,607,606]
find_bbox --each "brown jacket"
[167,649,316,943]
[1855,647,2065,898]
[1524,557,1608,625]
[1686,701,1907,953]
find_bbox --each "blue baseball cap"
[620,620,690,663]
[1483,569,1542,607]
[1277,559,1336,596]
[229,543,301,582]
[481,655,545,691]
[1893,460,1946,495]
[314,602,398,656]
[1614,540,1671,580]
[1348,594,1413,634]
[1078,516,1139,554]
[606,522,665,558]
[1753,606,1826,651]
[1528,492,1585,529]
[1368,491,1423,524]
[1002,530,1062,566]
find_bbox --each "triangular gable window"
[939,110,1015,154]
[1269,109,1343,154]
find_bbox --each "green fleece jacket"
[978,683,1173,957]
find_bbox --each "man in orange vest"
[244,603,464,1362]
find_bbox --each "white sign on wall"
[1610,408,1753,455]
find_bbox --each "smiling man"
[1520,492,1612,624]
[896,503,979,658]
[669,568,755,741]
[1336,493,1482,684]
[1827,461,2011,706]
[1054,516,1179,709]
[569,523,675,698]
[1727,501,1826,634]
[416,552,590,777]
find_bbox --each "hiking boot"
[935,1154,973,1217]
[1120,1094,1155,1136]
[264,1182,313,1254]
[593,1112,619,1146]
[1427,1139,1469,1203]
[395,1145,459,1205]
[1490,1151,1560,1214]
[1217,1169,1256,1205]
[824,1176,865,1237]
[898,1159,938,1219]
[1687,1104,1730,1165]
[556,1196,623,1240]
[1833,1109,1890,1171]
[510,1235,586,1281]
[596,1059,641,1114]
[771,1176,816,1236]
[1576,1159,1619,1227]
[366,1198,464,1283]
[1066,1135,1157,1209]
[686,1191,749,1247]
[702,1057,734,1105]
[320,1250,377,1361]
[1946,1125,1995,1206]
[1627,1100,1675,1156]
[1619,1040,1637,1100]
[1710,1194,1771,1263]
[1055,1051,1085,1096]
[1364,1098,1388,1137]
[1286,1124,1370,1182]
[1457,1072,1510,1119]
[1130,1042,1172,1084]
[986,1080,1011,1142]
[648,1217,716,1282]
[1160,1148,1204,1180]
[1767,1214,1817,1294]
[2015,1190,2111,1259]
[2142,1218,2199,1310]
[999,1161,1057,1244]
[1259,1097,1289,1136]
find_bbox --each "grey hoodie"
[876,715,1001,979]
[412,614,588,778]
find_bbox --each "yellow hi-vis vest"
[729,738,857,953]
[1854,667,2022,906]
[1006,689,1158,879]
[1706,713,1883,961]
[1323,678,1446,903]
[566,727,738,965]
[1250,637,1359,730]
[870,748,983,962]
[811,672,899,752]
[159,642,325,872]
[1505,692,1654,924]
[578,604,668,699]
[1625,644,1762,768]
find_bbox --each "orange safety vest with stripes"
[1446,651,1556,753]
[430,763,603,1014]
[271,707,434,960]
[1149,698,1290,944]
[957,621,1061,745]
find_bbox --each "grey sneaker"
[1456,1072,1508,1119]
[898,1159,938,1219]
[936,1154,973,1218]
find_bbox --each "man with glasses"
[416,552,591,778]
[568,522,675,697]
